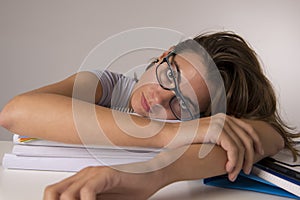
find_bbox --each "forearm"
[143,119,285,185]
[0,93,83,143]
[162,144,227,183]
[145,140,279,186]
[0,93,171,147]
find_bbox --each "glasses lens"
[170,96,193,120]
[156,58,178,90]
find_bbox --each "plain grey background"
[0,0,299,140]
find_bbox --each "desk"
[0,141,290,200]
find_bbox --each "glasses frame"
[155,51,198,121]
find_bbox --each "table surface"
[0,141,291,200]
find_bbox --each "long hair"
[193,32,300,160]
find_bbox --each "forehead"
[173,51,207,88]
[173,51,206,78]
[171,51,209,106]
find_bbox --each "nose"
[149,85,174,109]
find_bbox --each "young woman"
[0,32,298,200]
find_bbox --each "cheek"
[149,104,175,120]
[130,89,141,111]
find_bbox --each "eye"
[179,99,188,110]
[166,69,174,81]
[166,64,178,81]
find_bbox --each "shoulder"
[87,70,135,85]
[85,70,136,107]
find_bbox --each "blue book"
[204,146,300,199]
[204,171,298,199]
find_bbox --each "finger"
[80,176,107,200]
[221,123,245,181]
[54,167,101,199]
[43,173,83,200]
[210,114,244,179]
[230,117,264,155]
[59,170,100,200]
[80,185,97,200]
[228,146,244,182]
[209,114,239,173]
[43,185,60,200]
[226,117,255,174]
[217,125,240,173]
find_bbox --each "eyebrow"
[171,55,199,113]
[171,55,182,84]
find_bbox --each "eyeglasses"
[155,51,200,120]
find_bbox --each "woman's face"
[130,50,210,120]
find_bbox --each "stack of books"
[3,135,299,198]
[2,134,160,172]
[252,144,300,197]
[204,142,300,198]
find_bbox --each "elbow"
[270,132,285,156]
[276,135,285,153]
[274,127,285,154]
[0,95,24,131]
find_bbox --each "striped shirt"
[88,70,136,111]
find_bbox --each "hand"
[199,113,264,181]
[44,166,164,200]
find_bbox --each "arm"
[164,119,284,181]
[0,71,101,143]
[149,118,283,182]
[44,124,284,200]
[0,71,278,176]
[19,71,103,103]
[0,71,168,147]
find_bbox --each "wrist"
[166,119,208,147]
[160,119,207,148]
[148,167,173,188]
[159,122,180,148]
[116,164,173,197]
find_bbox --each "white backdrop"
[0,0,299,140]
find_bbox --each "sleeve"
[86,70,124,107]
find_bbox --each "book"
[11,144,158,158]
[204,172,298,199]
[252,152,300,197]
[204,144,300,198]
[4,135,300,198]
[2,134,160,172]
[3,154,153,172]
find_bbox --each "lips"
[141,93,150,112]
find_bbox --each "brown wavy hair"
[192,31,300,160]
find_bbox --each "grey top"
[88,70,136,111]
